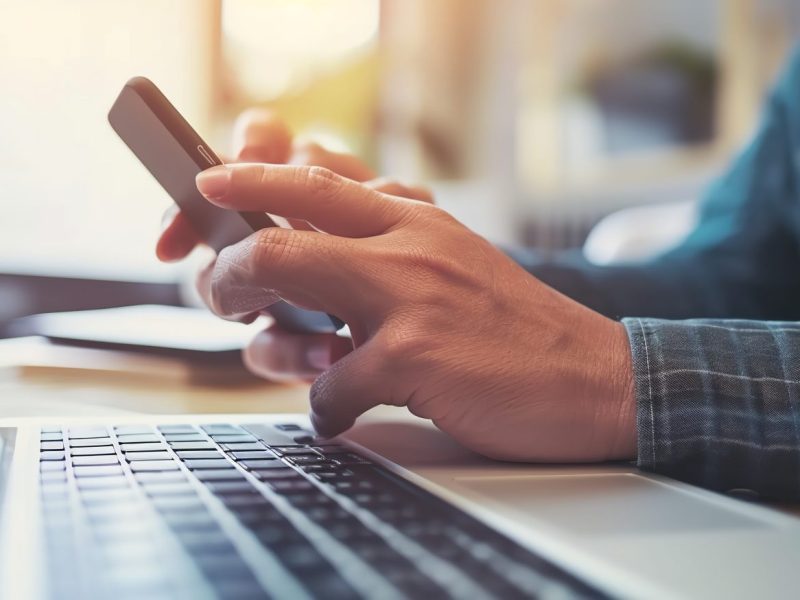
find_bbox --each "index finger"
[196,164,415,238]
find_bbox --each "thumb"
[309,337,394,437]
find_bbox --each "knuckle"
[254,227,299,271]
[377,179,409,197]
[303,165,341,198]
[425,204,458,226]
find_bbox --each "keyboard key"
[252,469,299,480]
[205,481,257,495]
[76,476,128,490]
[272,541,327,570]
[121,443,166,452]
[305,506,352,523]
[285,493,336,509]
[174,529,233,553]
[175,450,223,460]
[183,459,234,470]
[195,553,255,579]
[40,426,62,433]
[151,495,205,512]
[265,479,315,494]
[169,441,216,451]
[124,451,172,461]
[275,424,302,431]
[140,482,196,496]
[229,450,276,461]
[194,470,246,482]
[68,428,108,439]
[211,578,268,599]
[40,451,66,461]
[80,488,138,504]
[240,460,284,470]
[40,461,66,472]
[69,438,113,448]
[129,460,179,472]
[303,464,341,474]
[161,511,217,531]
[41,471,68,483]
[157,424,196,432]
[113,425,153,435]
[116,434,161,444]
[287,455,329,466]
[162,433,207,442]
[253,524,305,547]
[293,435,316,444]
[72,455,120,466]
[133,471,186,484]
[40,432,63,442]
[221,443,265,452]
[307,470,353,484]
[231,506,287,527]
[312,445,351,455]
[92,518,157,541]
[210,434,258,443]
[74,465,124,477]
[85,502,143,522]
[40,441,65,451]
[334,453,372,465]
[382,566,445,595]
[70,446,116,456]
[201,424,243,435]
[301,567,360,599]
[270,446,318,456]
[218,494,272,509]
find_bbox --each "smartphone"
[108,76,341,333]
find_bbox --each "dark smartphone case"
[108,77,341,333]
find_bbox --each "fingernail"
[196,166,231,200]
[306,342,331,371]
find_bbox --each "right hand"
[155,109,432,382]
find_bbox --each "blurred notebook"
[8,305,269,384]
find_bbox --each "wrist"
[605,321,637,460]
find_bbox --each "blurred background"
[1,0,799,332]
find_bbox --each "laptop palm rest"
[454,474,768,536]
[345,417,769,538]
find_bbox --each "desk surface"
[1,337,797,518]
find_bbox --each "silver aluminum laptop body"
[0,413,798,599]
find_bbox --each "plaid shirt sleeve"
[503,48,800,501]
[623,318,800,500]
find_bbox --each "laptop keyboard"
[38,422,606,599]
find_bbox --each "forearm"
[622,317,800,500]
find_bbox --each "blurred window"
[0,0,217,280]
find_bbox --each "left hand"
[193,163,636,463]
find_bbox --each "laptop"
[0,412,797,599]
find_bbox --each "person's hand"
[156,109,432,261]
[155,110,432,382]
[193,162,637,463]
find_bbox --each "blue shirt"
[507,47,800,501]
